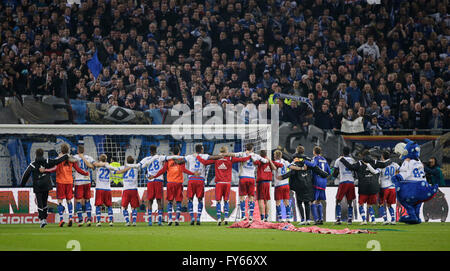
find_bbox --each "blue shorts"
[314,189,326,201]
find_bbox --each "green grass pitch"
[1,222,449,251]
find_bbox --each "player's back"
[235,152,265,179]
[55,160,75,184]
[274,158,290,187]
[185,153,209,179]
[121,166,138,190]
[335,156,356,183]
[95,165,114,190]
[139,155,165,180]
[214,157,234,182]
[166,160,186,183]
[73,154,94,184]
[380,161,400,188]
[254,159,273,182]
[312,155,330,188]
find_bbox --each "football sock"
[188,200,194,221]
[389,207,395,222]
[148,208,152,225]
[286,204,292,220]
[359,206,366,221]
[158,209,163,224]
[336,204,341,220]
[216,202,221,220]
[107,207,113,222]
[96,206,101,222]
[167,202,173,221]
[379,206,387,221]
[57,203,64,222]
[85,201,92,220]
[311,204,318,221]
[131,209,137,223]
[368,206,375,222]
[123,209,130,223]
[197,201,203,222]
[67,201,73,220]
[76,202,83,222]
[317,204,323,221]
[276,205,282,221]
[224,201,229,218]
[240,200,246,219]
[176,202,181,221]
[348,205,353,221]
[249,201,255,218]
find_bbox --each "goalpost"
[0,124,275,222]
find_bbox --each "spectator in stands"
[412,103,429,131]
[331,104,343,132]
[0,0,447,135]
[366,113,383,135]
[424,157,445,187]
[284,100,301,129]
[314,103,334,131]
[428,107,443,130]
[398,110,414,130]
[377,106,398,132]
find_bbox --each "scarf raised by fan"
[272,93,315,112]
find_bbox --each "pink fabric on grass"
[228,220,374,234]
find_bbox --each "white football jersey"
[138,155,183,181]
[334,157,356,183]
[95,164,119,190]
[379,161,400,189]
[398,159,426,182]
[185,153,210,180]
[235,152,268,180]
[118,165,139,190]
[72,154,95,185]
[274,158,290,187]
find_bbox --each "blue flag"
[87,50,102,80]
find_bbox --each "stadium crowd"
[0,0,449,132]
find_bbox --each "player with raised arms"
[92,154,120,227]
[273,150,292,222]
[114,156,140,226]
[308,146,330,225]
[149,146,200,226]
[47,144,89,227]
[138,145,184,226]
[338,150,380,225]
[333,146,356,225]
[196,146,251,225]
[233,143,269,222]
[372,150,400,224]
[72,144,95,226]
[184,144,223,225]
[253,150,282,222]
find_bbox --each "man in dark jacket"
[339,150,380,225]
[21,148,69,228]
[282,145,329,225]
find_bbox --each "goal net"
[0,124,272,187]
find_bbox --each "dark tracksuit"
[20,154,69,221]
[339,158,380,197]
[283,156,329,222]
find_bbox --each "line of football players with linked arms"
[30,141,400,227]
